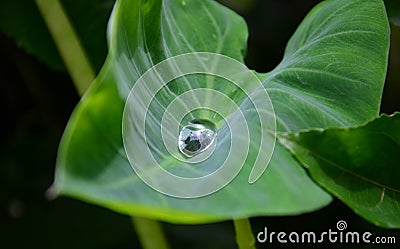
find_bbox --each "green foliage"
[385,0,400,26]
[0,0,113,72]
[53,0,392,225]
[267,0,389,132]
[59,0,114,71]
[0,0,64,70]
[280,113,400,228]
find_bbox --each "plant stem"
[34,0,95,95]
[234,218,257,249]
[35,2,170,249]
[132,217,171,249]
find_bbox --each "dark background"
[1,0,399,248]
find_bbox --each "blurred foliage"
[0,0,114,72]
[1,0,399,248]
[0,0,64,70]
[385,0,400,26]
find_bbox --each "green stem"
[34,0,95,95]
[132,217,171,249]
[234,218,257,249]
[35,2,170,249]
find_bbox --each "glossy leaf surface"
[280,113,400,228]
[54,0,389,223]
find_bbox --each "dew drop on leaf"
[178,119,217,157]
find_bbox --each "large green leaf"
[54,0,389,223]
[279,113,400,228]
[267,0,389,131]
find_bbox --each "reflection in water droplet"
[178,119,217,157]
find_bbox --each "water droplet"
[178,119,217,157]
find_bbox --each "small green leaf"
[279,113,400,228]
[54,0,390,223]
